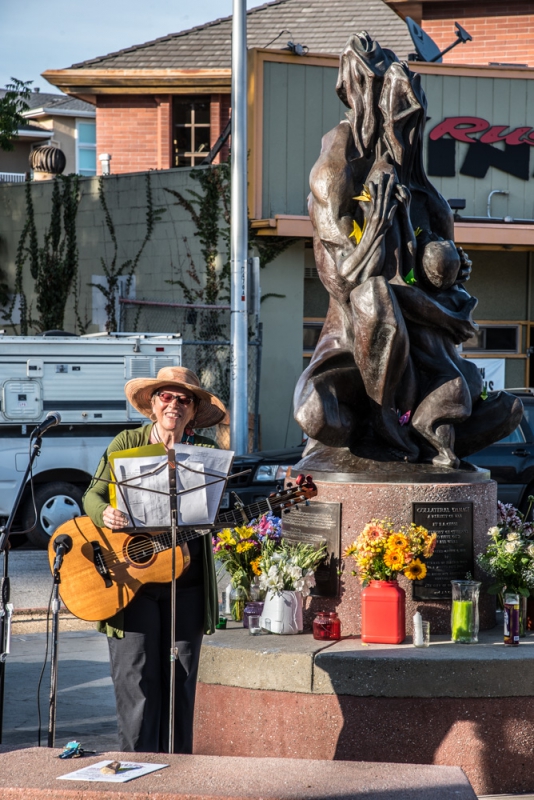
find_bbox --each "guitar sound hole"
[126,536,155,565]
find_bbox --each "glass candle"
[248,614,262,635]
[413,620,430,647]
[313,612,331,640]
[451,580,481,643]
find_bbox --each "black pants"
[107,582,205,753]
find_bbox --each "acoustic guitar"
[47,475,317,622]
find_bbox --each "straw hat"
[125,366,226,429]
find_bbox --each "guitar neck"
[150,497,278,553]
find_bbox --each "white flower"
[504,541,520,553]
[488,526,500,537]
[527,544,534,557]
[507,532,520,541]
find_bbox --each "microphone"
[32,412,62,438]
[53,533,73,573]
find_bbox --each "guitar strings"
[96,492,308,566]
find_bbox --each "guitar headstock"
[268,473,317,512]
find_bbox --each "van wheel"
[23,482,84,549]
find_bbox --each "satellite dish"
[406,17,473,63]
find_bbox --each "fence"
[119,298,262,450]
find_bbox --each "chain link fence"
[119,298,262,450]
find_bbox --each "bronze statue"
[294,32,522,468]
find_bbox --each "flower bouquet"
[342,519,437,585]
[343,519,437,644]
[257,538,327,634]
[213,512,282,620]
[478,500,534,601]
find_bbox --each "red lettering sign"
[429,116,534,146]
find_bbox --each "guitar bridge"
[91,541,113,588]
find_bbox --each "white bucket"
[260,590,303,634]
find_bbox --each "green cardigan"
[83,423,219,638]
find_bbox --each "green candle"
[452,599,473,641]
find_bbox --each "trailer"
[0,332,182,548]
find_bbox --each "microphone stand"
[48,535,72,747]
[0,432,44,744]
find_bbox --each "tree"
[0,78,32,152]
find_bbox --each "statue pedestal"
[293,447,497,635]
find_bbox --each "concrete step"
[0,747,476,799]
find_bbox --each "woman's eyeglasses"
[156,391,195,406]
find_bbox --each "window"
[76,120,96,176]
[463,325,519,353]
[303,319,324,355]
[173,96,211,167]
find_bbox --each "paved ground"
[2,629,118,752]
[8,548,54,610]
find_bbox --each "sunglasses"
[155,391,195,406]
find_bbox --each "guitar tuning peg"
[305,500,310,506]
[287,482,293,488]
[283,507,291,514]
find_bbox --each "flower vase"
[229,585,247,622]
[361,580,406,644]
[260,590,303,634]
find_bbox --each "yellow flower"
[423,533,437,558]
[235,525,253,540]
[219,529,236,546]
[353,185,371,202]
[349,218,367,244]
[236,541,254,553]
[251,557,262,576]
[362,523,388,542]
[343,543,358,558]
[387,533,408,550]
[384,548,405,570]
[404,559,427,581]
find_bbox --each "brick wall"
[209,94,231,164]
[96,95,172,174]
[422,1,534,66]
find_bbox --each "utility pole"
[230,0,249,454]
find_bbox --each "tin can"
[504,593,520,646]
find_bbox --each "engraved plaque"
[412,502,474,601]
[281,501,341,597]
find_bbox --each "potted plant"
[478,499,534,636]
[343,519,437,643]
[257,539,327,634]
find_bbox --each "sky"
[1,0,266,92]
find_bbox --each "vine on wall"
[3,175,80,334]
[92,172,165,332]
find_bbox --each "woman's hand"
[102,505,129,530]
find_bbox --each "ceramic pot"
[260,590,303,634]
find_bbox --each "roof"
[65,0,413,70]
[0,89,94,116]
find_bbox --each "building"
[385,0,534,68]
[0,89,96,181]
[43,0,412,174]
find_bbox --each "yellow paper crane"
[350,185,371,244]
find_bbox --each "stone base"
[292,474,497,635]
[0,747,476,800]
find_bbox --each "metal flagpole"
[230,0,249,455]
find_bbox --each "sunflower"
[387,533,408,550]
[404,559,427,581]
[250,557,262,576]
[383,548,405,570]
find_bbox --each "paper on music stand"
[58,760,168,783]
[174,444,234,526]
[112,454,170,528]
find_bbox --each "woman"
[83,366,226,754]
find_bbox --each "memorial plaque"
[412,502,474,601]
[281,501,341,597]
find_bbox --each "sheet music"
[113,454,170,527]
[111,446,234,528]
[174,446,234,526]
